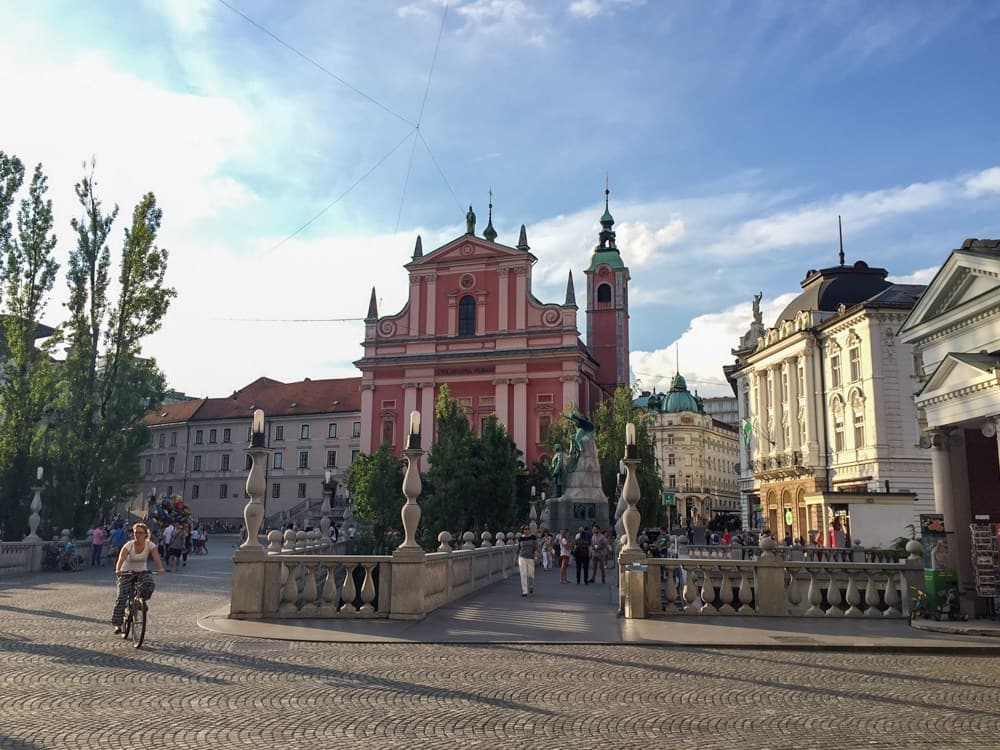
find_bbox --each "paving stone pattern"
[1,543,999,749]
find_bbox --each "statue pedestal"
[541,434,609,531]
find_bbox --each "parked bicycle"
[118,571,151,648]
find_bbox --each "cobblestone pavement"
[2,543,1000,749]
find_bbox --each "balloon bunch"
[153,495,191,524]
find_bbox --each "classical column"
[787,357,800,453]
[498,268,510,331]
[802,347,820,463]
[494,379,509,428]
[512,378,528,452]
[425,275,437,333]
[770,366,784,454]
[409,276,421,337]
[755,370,769,456]
[402,383,418,431]
[360,384,375,454]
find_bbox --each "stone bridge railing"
[621,537,925,619]
[232,529,517,620]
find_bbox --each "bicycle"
[118,571,151,648]
[910,587,928,622]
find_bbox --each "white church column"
[512,378,528,454]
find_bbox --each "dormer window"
[458,295,476,336]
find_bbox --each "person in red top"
[91,525,106,567]
[721,530,731,546]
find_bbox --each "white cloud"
[965,167,1000,198]
[143,0,216,33]
[616,217,684,265]
[568,0,603,18]
[630,292,798,398]
[568,0,643,20]
[706,169,998,259]
[888,265,939,286]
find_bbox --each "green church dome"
[662,373,702,414]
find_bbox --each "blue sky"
[2,0,999,398]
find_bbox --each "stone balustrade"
[677,543,900,564]
[0,542,36,576]
[622,539,924,619]
[231,532,516,620]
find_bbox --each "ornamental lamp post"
[397,410,425,554]
[238,408,271,557]
[620,422,643,559]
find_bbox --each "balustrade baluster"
[320,563,338,611]
[825,569,844,616]
[699,566,717,614]
[805,569,823,616]
[737,569,753,614]
[302,563,318,610]
[844,571,862,616]
[663,566,679,615]
[681,564,698,614]
[787,567,802,614]
[360,563,377,613]
[339,563,358,612]
[718,567,735,615]
[883,571,902,617]
[863,574,880,617]
[280,562,299,613]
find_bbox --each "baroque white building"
[725,256,935,547]
[898,238,1000,604]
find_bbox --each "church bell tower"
[584,187,631,397]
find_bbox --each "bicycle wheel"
[121,604,133,639]
[130,598,147,648]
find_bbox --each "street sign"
[662,492,675,506]
[784,509,793,526]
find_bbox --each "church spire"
[564,270,577,307]
[597,180,618,251]
[516,223,530,251]
[412,235,423,259]
[838,215,845,266]
[483,188,497,242]
[366,287,378,321]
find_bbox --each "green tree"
[345,444,404,554]
[592,386,662,528]
[546,388,662,530]
[0,161,59,538]
[473,415,526,532]
[424,384,479,536]
[51,171,175,531]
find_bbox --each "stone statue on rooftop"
[466,205,476,235]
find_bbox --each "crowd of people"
[513,523,614,596]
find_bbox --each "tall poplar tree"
[0,160,59,538]
[51,167,175,530]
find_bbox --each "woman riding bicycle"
[112,522,166,634]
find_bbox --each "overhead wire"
[263,127,417,255]
[214,0,414,127]
[394,0,450,233]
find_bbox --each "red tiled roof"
[141,398,206,426]
[192,377,362,422]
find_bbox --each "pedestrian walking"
[589,524,608,584]
[90,525,106,567]
[573,526,591,584]
[515,524,539,596]
[558,529,572,583]
[540,530,554,570]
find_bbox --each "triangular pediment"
[919,352,1000,399]
[407,235,533,267]
[899,245,1000,338]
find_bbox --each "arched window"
[597,283,612,303]
[852,393,865,448]
[832,396,845,452]
[458,295,476,336]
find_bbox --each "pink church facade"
[355,200,630,468]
